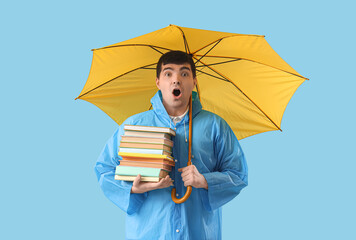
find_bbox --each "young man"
[95,51,248,239]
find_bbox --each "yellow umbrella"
[76,24,307,139]
[76,24,307,203]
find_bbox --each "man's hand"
[131,174,173,193]
[178,165,208,189]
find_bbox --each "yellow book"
[118,151,173,161]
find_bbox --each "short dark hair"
[156,51,196,79]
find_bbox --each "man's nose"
[172,74,181,85]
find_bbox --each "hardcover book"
[115,166,169,178]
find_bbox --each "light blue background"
[1,0,355,239]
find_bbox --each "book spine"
[120,157,175,166]
[119,162,172,171]
[115,166,167,177]
[118,152,174,160]
[119,147,171,155]
[124,125,175,136]
[115,175,161,182]
[121,137,174,147]
[124,131,171,139]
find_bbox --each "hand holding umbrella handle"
[171,95,193,204]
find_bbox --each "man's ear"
[193,77,197,87]
[156,78,160,89]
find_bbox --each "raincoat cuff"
[200,173,215,211]
[199,187,212,212]
[126,188,148,215]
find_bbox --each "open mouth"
[173,89,181,97]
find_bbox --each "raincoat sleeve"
[200,119,248,211]
[94,126,147,215]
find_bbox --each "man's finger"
[133,174,142,186]
[178,167,189,173]
[180,170,191,178]
[183,178,193,187]
[179,165,196,172]
[156,175,169,185]
[181,168,195,178]
[182,174,193,183]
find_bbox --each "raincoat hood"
[151,90,202,124]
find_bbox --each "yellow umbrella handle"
[171,95,193,204]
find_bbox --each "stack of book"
[115,125,176,182]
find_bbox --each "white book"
[124,125,176,136]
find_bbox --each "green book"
[115,175,162,182]
[115,166,169,178]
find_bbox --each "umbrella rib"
[188,34,307,81]
[194,54,308,80]
[173,25,191,53]
[196,59,241,69]
[149,45,165,55]
[196,69,229,82]
[76,63,157,99]
[193,39,231,77]
[194,39,222,65]
[192,36,295,83]
[196,58,240,67]
[141,67,156,70]
[191,34,263,56]
[195,76,202,104]
[193,56,282,131]
[92,44,174,52]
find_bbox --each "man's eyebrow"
[162,66,191,71]
[162,67,173,71]
[180,66,191,71]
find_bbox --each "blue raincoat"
[95,91,248,240]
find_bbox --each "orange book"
[119,160,172,171]
[121,156,175,166]
[120,142,172,151]
[121,135,173,147]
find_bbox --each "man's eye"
[182,72,188,77]
[165,72,171,77]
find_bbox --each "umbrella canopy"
[76,24,307,140]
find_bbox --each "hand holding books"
[131,174,173,193]
[115,125,176,183]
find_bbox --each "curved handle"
[171,95,193,204]
[171,186,192,204]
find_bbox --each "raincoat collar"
[151,90,202,125]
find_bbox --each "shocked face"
[156,63,197,116]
